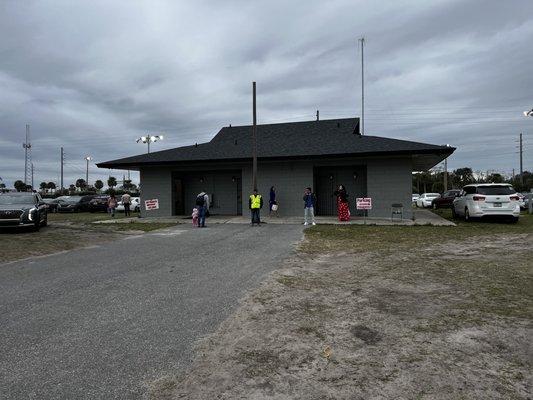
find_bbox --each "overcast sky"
[1,0,532,188]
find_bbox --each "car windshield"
[426,193,439,198]
[64,197,82,204]
[0,194,34,205]
[476,186,516,195]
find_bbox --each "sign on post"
[356,197,372,224]
[144,199,159,210]
[356,198,372,210]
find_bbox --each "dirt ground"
[150,215,533,399]
[0,213,176,264]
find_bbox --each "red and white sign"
[144,199,159,210]
[356,197,372,210]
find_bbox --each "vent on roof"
[195,143,198,147]
[234,139,238,145]
[337,122,340,128]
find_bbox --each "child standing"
[303,187,316,226]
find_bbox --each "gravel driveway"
[0,223,303,399]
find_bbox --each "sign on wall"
[356,197,372,210]
[144,199,159,210]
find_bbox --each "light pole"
[85,156,92,187]
[523,109,532,214]
[136,134,164,153]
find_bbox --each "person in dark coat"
[333,184,350,221]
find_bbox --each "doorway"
[314,166,367,216]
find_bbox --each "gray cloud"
[1,0,532,188]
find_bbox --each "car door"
[35,194,47,222]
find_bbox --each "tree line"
[414,168,532,194]
[8,176,139,196]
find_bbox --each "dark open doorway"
[314,166,367,216]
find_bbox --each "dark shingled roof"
[97,118,455,169]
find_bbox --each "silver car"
[452,183,520,222]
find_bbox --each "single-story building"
[97,118,455,219]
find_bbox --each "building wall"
[139,156,413,219]
[242,160,314,217]
[366,157,413,219]
[139,167,172,218]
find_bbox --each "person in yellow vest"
[249,189,263,226]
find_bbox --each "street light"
[85,156,92,187]
[524,109,533,117]
[136,134,164,153]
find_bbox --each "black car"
[88,195,110,213]
[42,196,69,213]
[431,189,461,209]
[57,195,98,212]
[0,192,48,231]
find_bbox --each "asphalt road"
[0,223,303,399]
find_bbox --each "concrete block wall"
[139,167,172,218]
[366,157,413,219]
[242,161,313,217]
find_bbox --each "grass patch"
[302,212,532,253]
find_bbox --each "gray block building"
[97,118,454,219]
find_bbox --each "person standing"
[269,186,277,217]
[249,189,263,226]
[333,184,350,221]
[107,194,117,218]
[196,191,209,228]
[303,187,317,226]
[121,192,132,217]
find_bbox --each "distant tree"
[75,178,87,189]
[94,180,104,191]
[432,182,444,193]
[107,176,117,189]
[39,182,47,191]
[487,173,504,183]
[453,168,474,186]
[14,180,26,192]
[25,184,33,191]
[0,183,5,189]
[47,182,56,191]
[69,184,76,193]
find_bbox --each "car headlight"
[28,207,37,221]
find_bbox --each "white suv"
[452,183,520,222]
[416,193,440,208]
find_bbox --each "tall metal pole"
[519,133,523,185]
[252,81,258,191]
[147,138,151,154]
[359,37,365,135]
[60,147,64,192]
[23,124,32,185]
[444,157,448,191]
[31,162,34,189]
[86,158,89,185]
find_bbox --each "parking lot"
[0,212,177,264]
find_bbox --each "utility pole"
[316,110,319,121]
[519,133,523,185]
[252,81,258,191]
[443,157,448,191]
[31,163,34,190]
[85,156,92,187]
[60,147,64,192]
[23,124,32,186]
[358,37,365,135]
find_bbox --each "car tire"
[464,208,471,222]
[33,218,41,232]
[432,203,437,210]
[41,213,48,227]
[510,216,519,224]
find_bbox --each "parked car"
[88,195,110,213]
[0,192,48,231]
[57,196,84,212]
[416,193,440,208]
[522,193,533,210]
[412,194,420,204]
[452,183,520,222]
[42,196,70,213]
[431,189,461,209]
[116,197,140,212]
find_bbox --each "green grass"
[302,211,532,253]
[48,211,140,224]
